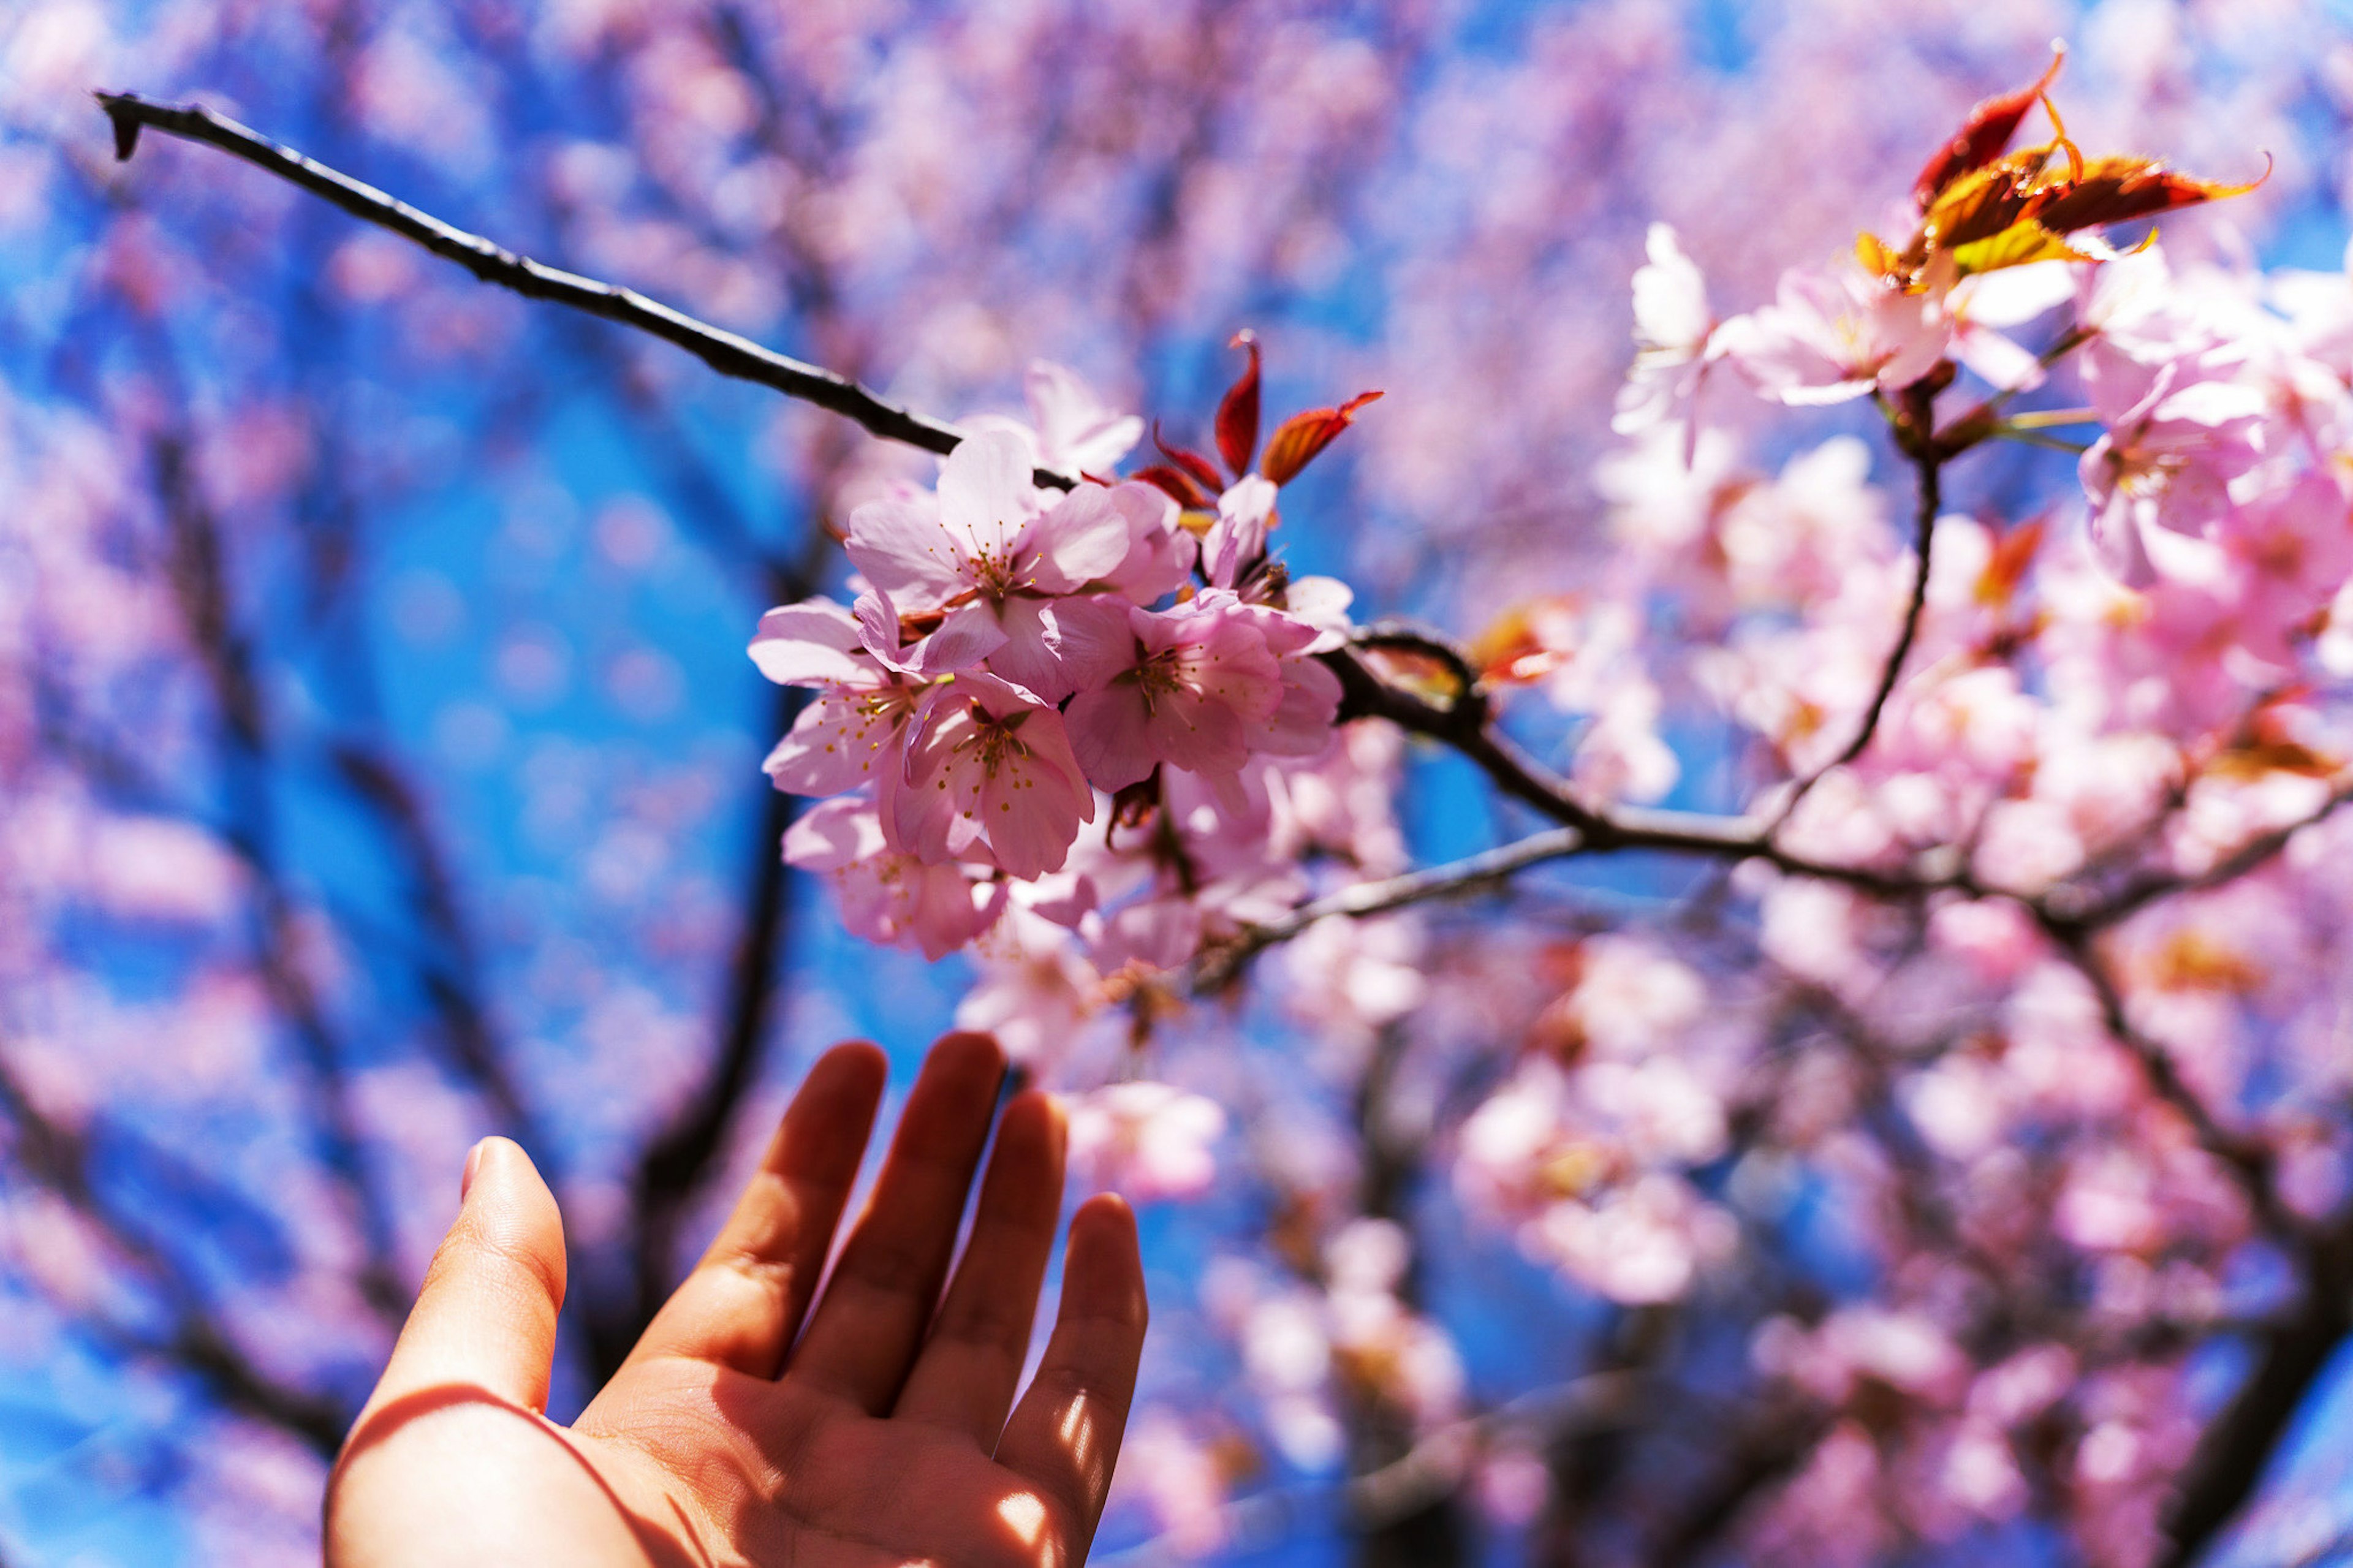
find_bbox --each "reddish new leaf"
[1469,602,1558,686]
[2025,153,2270,236]
[1153,421,1227,498]
[1216,330,1262,480]
[1259,390,1383,487]
[1974,517,2046,608]
[1912,48,2065,209]
[1132,462,1218,512]
[1918,148,2052,252]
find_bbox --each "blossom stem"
[2001,406,2101,428]
[1942,321,2098,442]
[1991,425,2093,454]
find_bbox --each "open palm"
[325,1032,1148,1568]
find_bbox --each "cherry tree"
[10,5,2353,1566]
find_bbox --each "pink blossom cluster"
[752,361,1373,988]
[1456,937,1740,1305]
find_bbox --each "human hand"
[324,1032,1148,1567]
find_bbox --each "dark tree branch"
[585,681,809,1382]
[2039,918,2295,1240]
[2029,922,2353,1568]
[1344,1023,1468,1566]
[2156,1228,2353,1568]
[327,743,542,1148]
[152,433,408,1326]
[0,1055,348,1457]
[2033,910,2353,1567]
[93,91,1078,494]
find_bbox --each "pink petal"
[995,694,1096,827]
[1102,482,1196,600]
[981,759,1086,879]
[748,599,868,685]
[844,499,966,607]
[1026,360,1143,474]
[914,600,1009,674]
[907,866,1006,960]
[763,691,905,797]
[1158,686,1251,776]
[1040,594,1137,693]
[781,795,886,873]
[982,594,1128,703]
[1203,476,1276,587]
[938,429,1036,558]
[1254,657,1343,757]
[1023,485,1137,593]
[1066,684,1159,790]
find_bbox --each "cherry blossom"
[892,670,1096,879]
[842,430,1133,688]
[1063,597,1290,790]
[1718,263,1952,406]
[2080,358,2268,583]
[750,598,928,806]
[781,797,1004,960]
[1613,222,1720,440]
[1066,1081,1229,1202]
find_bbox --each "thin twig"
[93,91,1078,493]
[1773,433,1942,823]
[2003,406,2099,428]
[1192,827,1586,993]
[2062,778,2353,932]
[2039,918,2297,1240]
[1322,655,1975,896]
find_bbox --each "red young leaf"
[2024,153,2271,236]
[1153,421,1227,497]
[1216,330,1263,480]
[1974,517,2046,607]
[1468,600,1563,686]
[1259,390,1383,487]
[1912,47,2065,210]
[1132,463,1217,512]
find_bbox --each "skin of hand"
[322,1031,1148,1568]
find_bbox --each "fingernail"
[461,1138,490,1202]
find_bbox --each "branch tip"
[96,90,143,160]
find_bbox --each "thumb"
[363,1137,567,1418]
